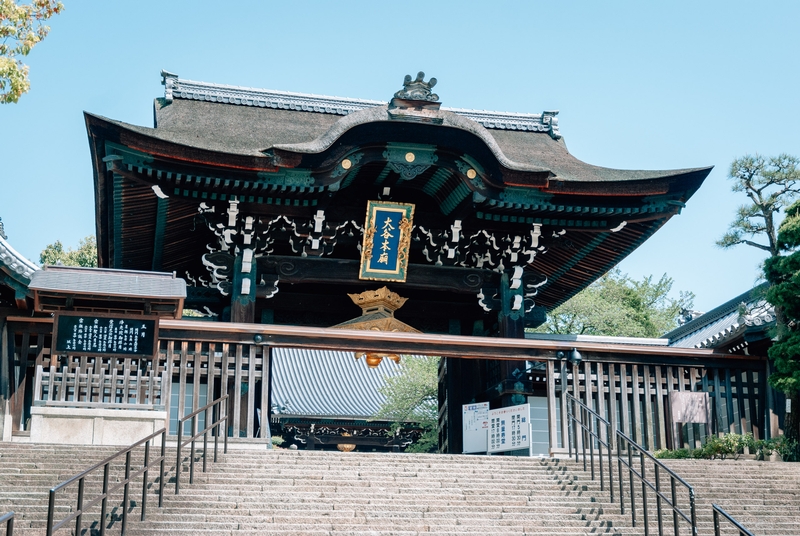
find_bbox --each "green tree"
[718,153,800,454]
[717,154,800,256]
[535,269,694,337]
[0,0,63,103]
[374,355,439,453]
[764,199,800,457]
[39,235,97,267]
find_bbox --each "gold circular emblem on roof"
[405,152,415,163]
[341,159,352,170]
[466,169,477,179]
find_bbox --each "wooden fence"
[34,364,168,409]
[547,359,770,453]
[154,339,270,439]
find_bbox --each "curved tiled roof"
[0,235,39,284]
[270,347,403,420]
[162,74,561,137]
[665,283,774,349]
[140,73,710,185]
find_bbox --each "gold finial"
[347,286,408,313]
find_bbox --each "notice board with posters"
[462,402,490,454]
[488,403,531,454]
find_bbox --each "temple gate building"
[0,72,782,454]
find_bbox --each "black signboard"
[54,312,159,357]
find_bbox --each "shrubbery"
[654,433,798,461]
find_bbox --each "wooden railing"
[34,365,167,409]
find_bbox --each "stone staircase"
[662,459,800,536]
[6,442,799,536]
[0,443,634,536]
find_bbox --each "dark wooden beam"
[259,255,502,294]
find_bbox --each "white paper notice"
[487,403,531,454]
[462,402,490,453]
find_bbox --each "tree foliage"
[720,153,800,458]
[717,154,800,256]
[535,269,694,338]
[39,235,97,267]
[0,0,63,103]
[374,355,439,453]
[764,200,800,395]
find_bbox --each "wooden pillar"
[559,359,569,450]
[546,360,558,452]
[231,250,256,324]
[766,361,780,439]
[0,319,9,441]
[498,273,524,339]
[259,346,272,440]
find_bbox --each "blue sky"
[2,1,798,313]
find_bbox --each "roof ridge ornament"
[159,72,561,137]
[388,72,443,124]
[394,71,439,102]
[161,70,179,103]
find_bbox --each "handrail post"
[100,463,109,536]
[689,487,698,536]
[224,396,229,454]
[640,448,649,536]
[5,513,12,536]
[581,407,588,471]
[617,433,624,515]
[568,397,575,461]
[607,420,614,503]
[159,430,166,507]
[122,450,131,535]
[203,405,209,473]
[671,477,679,536]
[597,414,604,492]
[46,490,56,536]
[588,409,596,483]
[654,464,663,536]
[712,504,755,536]
[214,400,220,463]
[190,414,197,484]
[142,439,150,521]
[75,477,84,536]
[628,443,636,527]
[176,417,183,494]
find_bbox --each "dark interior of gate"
[0,72,784,454]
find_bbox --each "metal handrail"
[713,504,755,536]
[616,430,697,536]
[566,394,614,501]
[45,428,167,536]
[1,512,13,536]
[175,393,229,494]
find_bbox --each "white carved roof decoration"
[163,76,560,138]
[666,286,775,350]
[692,299,774,349]
[0,235,39,282]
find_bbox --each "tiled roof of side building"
[525,332,669,346]
[29,265,187,299]
[270,348,402,420]
[664,283,774,349]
